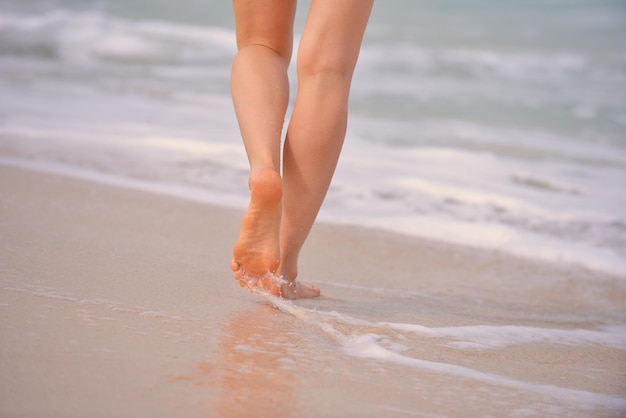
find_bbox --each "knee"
[237,40,293,65]
[296,41,356,83]
[236,30,293,64]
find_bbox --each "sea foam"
[265,294,626,412]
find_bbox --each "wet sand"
[1,164,625,417]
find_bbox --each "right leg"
[278,0,374,298]
[230,0,296,290]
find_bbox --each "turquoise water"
[1,0,625,275]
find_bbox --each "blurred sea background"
[1,0,625,276]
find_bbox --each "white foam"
[322,209,626,278]
[323,126,626,276]
[358,45,591,83]
[383,323,626,350]
[306,301,626,351]
[264,295,626,412]
[0,9,236,65]
[339,332,626,411]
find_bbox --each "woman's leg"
[230,0,296,289]
[278,0,374,298]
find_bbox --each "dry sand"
[1,164,625,417]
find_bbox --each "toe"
[260,276,273,291]
[269,284,281,297]
[300,284,321,298]
[247,276,259,288]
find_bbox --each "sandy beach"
[1,164,625,417]
[2,1,625,416]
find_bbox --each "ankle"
[278,262,298,283]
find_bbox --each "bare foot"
[278,280,320,300]
[235,274,320,300]
[231,168,282,288]
[230,168,321,300]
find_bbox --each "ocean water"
[1,0,626,276]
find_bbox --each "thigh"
[233,0,297,61]
[298,0,374,74]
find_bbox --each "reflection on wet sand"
[214,302,303,417]
[177,302,304,417]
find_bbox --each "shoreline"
[0,156,623,281]
[1,163,625,417]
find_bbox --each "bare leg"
[229,0,372,299]
[278,0,373,299]
[230,0,295,292]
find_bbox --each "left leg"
[229,0,296,290]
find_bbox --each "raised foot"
[231,168,282,282]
